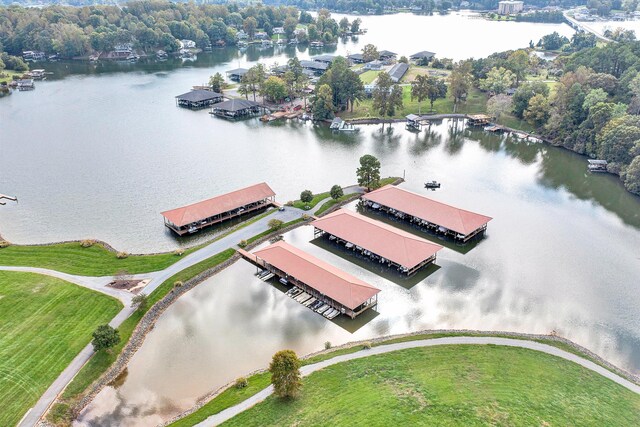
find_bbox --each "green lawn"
[48,248,237,424]
[314,193,359,216]
[292,192,331,210]
[0,242,196,276]
[342,86,488,120]
[223,345,640,426]
[0,271,122,427]
[359,70,381,84]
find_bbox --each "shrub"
[301,214,311,221]
[268,219,284,230]
[91,324,120,352]
[80,239,96,248]
[0,240,10,248]
[324,341,332,350]
[269,350,302,399]
[330,184,344,200]
[174,281,183,288]
[362,341,372,350]
[131,293,148,312]
[116,251,129,259]
[285,200,294,206]
[174,248,185,256]
[235,377,248,389]
[300,190,313,203]
[238,239,248,248]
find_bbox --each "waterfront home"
[312,209,443,276]
[364,60,384,71]
[175,90,224,110]
[22,51,46,62]
[362,185,492,243]
[273,27,285,34]
[16,79,35,90]
[410,51,436,64]
[250,241,380,319]
[210,99,262,119]
[255,32,269,40]
[26,69,46,79]
[226,68,249,82]
[389,62,409,82]
[379,50,397,64]
[180,39,196,49]
[310,41,324,48]
[348,53,368,64]
[161,182,276,236]
[312,54,337,64]
[300,60,329,75]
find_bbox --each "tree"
[506,49,529,85]
[269,350,302,399]
[539,31,569,50]
[243,17,258,39]
[283,16,297,40]
[480,67,516,94]
[330,185,343,199]
[362,44,379,62]
[131,293,148,312]
[512,81,549,118]
[350,18,362,33]
[372,72,403,130]
[356,154,381,191]
[624,156,640,195]
[300,190,313,203]
[411,75,446,113]
[268,219,284,230]
[596,114,640,171]
[208,72,225,93]
[523,94,550,127]
[311,84,335,120]
[582,88,608,112]
[398,56,408,64]
[91,324,120,352]
[448,61,473,113]
[261,76,287,103]
[487,94,513,121]
[339,17,350,33]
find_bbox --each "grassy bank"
[340,86,487,120]
[48,249,236,424]
[224,345,640,426]
[0,271,122,427]
[0,242,197,276]
[314,193,359,216]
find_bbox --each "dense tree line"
[0,1,345,59]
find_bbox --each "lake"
[2,11,639,427]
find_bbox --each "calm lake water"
[2,11,639,427]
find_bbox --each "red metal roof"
[252,241,380,310]
[312,209,442,269]
[362,185,492,236]
[161,183,275,227]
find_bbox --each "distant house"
[236,30,249,40]
[379,50,397,64]
[364,84,376,96]
[389,62,409,82]
[364,60,383,71]
[347,53,367,64]
[409,51,436,64]
[312,54,337,64]
[498,0,524,15]
[16,79,35,90]
[254,32,269,40]
[273,27,285,34]
[300,60,329,75]
[22,51,46,62]
[180,40,196,49]
[226,68,249,82]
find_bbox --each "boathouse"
[210,99,261,119]
[362,185,492,243]
[467,114,492,126]
[312,209,443,275]
[409,51,436,64]
[175,90,223,109]
[226,68,249,82]
[251,241,380,319]
[347,53,367,64]
[300,60,329,75]
[312,54,337,64]
[588,159,608,172]
[379,50,397,63]
[406,114,423,130]
[161,182,276,236]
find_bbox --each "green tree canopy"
[261,76,287,103]
[330,185,343,200]
[312,84,335,120]
[480,67,516,94]
[269,350,302,399]
[372,72,403,129]
[208,72,225,93]
[91,324,120,352]
[356,154,381,191]
[362,43,379,62]
[300,190,313,203]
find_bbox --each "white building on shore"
[498,0,524,15]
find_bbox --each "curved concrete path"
[195,336,640,427]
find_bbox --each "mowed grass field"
[0,242,194,276]
[223,345,640,426]
[0,271,122,426]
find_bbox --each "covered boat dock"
[467,114,492,126]
[248,241,380,319]
[161,182,276,236]
[226,68,248,82]
[362,185,492,243]
[175,90,223,109]
[312,209,443,275]
[210,99,262,119]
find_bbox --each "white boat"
[188,225,198,234]
[317,305,330,314]
[261,273,275,281]
[279,277,288,285]
[303,297,316,307]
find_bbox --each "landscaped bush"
[0,240,10,248]
[116,251,129,259]
[268,219,284,230]
[174,249,185,256]
[362,341,372,350]
[235,377,248,389]
[238,239,248,248]
[324,341,332,350]
[300,190,313,203]
[174,281,183,288]
[80,239,96,248]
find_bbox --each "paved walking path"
[195,336,640,426]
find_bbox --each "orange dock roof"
[161,182,275,227]
[362,185,492,236]
[252,241,380,310]
[312,209,442,269]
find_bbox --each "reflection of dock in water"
[0,194,18,205]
